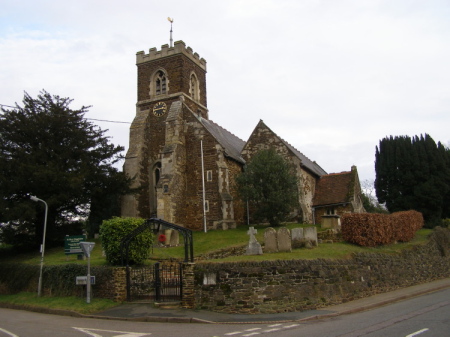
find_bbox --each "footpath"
[1,278,449,324]
[91,278,450,324]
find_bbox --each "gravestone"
[264,227,278,253]
[169,230,179,246]
[245,226,263,255]
[291,227,305,249]
[304,226,318,246]
[277,227,292,252]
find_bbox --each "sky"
[1,0,449,184]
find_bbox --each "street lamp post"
[30,195,48,297]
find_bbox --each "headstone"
[291,227,305,248]
[245,226,263,255]
[264,227,278,253]
[304,226,318,246]
[277,227,292,252]
[169,230,179,246]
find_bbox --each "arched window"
[153,162,161,188]
[189,72,200,101]
[149,69,169,98]
[155,70,167,95]
[150,162,162,215]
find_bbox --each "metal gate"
[127,262,182,302]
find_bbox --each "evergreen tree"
[0,91,131,247]
[236,149,298,226]
[375,134,450,227]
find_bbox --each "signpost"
[79,242,95,304]
[76,276,96,285]
[65,235,86,255]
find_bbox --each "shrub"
[100,217,154,265]
[441,219,450,228]
[342,210,424,247]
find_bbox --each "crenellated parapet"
[136,40,207,70]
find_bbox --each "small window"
[326,208,336,215]
[189,73,200,101]
[163,184,169,193]
[204,200,209,212]
[206,170,213,182]
[153,162,161,186]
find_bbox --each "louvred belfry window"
[155,70,167,95]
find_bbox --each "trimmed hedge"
[342,210,424,247]
[0,263,114,297]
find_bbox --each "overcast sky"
[1,0,449,183]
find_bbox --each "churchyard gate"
[126,262,182,302]
[120,218,194,302]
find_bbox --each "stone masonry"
[194,229,450,314]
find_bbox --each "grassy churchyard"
[1,223,433,266]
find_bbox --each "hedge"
[0,263,114,297]
[342,210,424,247]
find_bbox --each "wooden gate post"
[181,262,195,308]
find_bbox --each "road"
[0,288,448,337]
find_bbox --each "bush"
[100,217,154,265]
[0,263,115,297]
[342,210,424,247]
[441,219,450,228]
[0,263,38,294]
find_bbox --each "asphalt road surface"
[0,288,449,337]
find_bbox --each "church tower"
[121,41,208,221]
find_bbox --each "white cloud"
[1,0,449,182]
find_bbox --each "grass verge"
[0,292,120,315]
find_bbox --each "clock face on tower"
[153,102,167,117]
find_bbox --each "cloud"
[1,0,449,183]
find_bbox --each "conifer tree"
[375,134,450,227]
[0,91,131,247]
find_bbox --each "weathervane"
[168,17,174,47]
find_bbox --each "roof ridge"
[281,137,314,163]
[324,171,351,177]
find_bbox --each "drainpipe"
[200,137,207,232]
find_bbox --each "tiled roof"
[280,138,327,177]
[313,171,354,207]
[200,118,246,164]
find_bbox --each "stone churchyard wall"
[193,228,450,314]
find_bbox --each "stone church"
[121,40,365,231]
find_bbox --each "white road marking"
[263,328,281,332]
[223,323,299,337]
[224,332,243,336]
[0,327,19,337]
[73,327,151,337]
[406,328,429,337]
[283,324,300,328]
